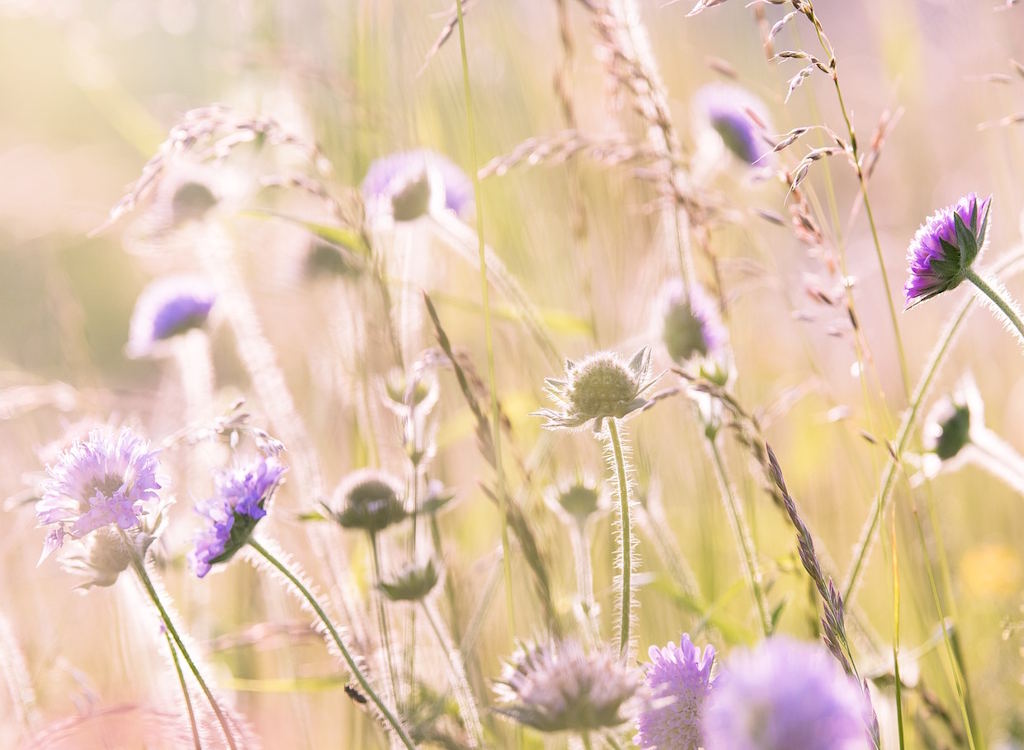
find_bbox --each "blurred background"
[3,0,1024,747]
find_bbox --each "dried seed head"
[536,348,654,431]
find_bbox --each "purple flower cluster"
[190,457,286,578]
[37,427,161,560]
[702,637,872,750]
[694,83,772,166]
[127,276,216,357]
[659,279,727,365]
[905,193,991,307]
[635,634,715,750]
[361,149,474,221]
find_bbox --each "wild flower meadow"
[5,1,1024,748]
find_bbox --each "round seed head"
[379,559,441,602]
[329,469,407,533]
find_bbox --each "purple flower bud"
[694,83,773,166]
[905,193,991,308]
[127,276,216,358]
[190,457,286,578]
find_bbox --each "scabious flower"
[904,193,991,307]
[702,637,873,750]
[543,478,607,528]
[190,457,286,578]
[536,348,657,432]
[36,427,162,561]
[127,276,217,358]
[361,149,474,222]
[325,469,407,533]
[658,279,727,366]
[635,634,715,750]
[693,83,773,166]
[494,639,642,734]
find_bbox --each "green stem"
[606,418,634,659]
[164,629,201,750]
[131,560,237,750]
[369,533,400,707]
[420,600,484,747]
[843,251,1024,602]
[246,539,415,749]
[706,436,772,636]
[452,0,517,644]
[890,511,906,750]
[966,267,1024,343]
[581,732,594,750]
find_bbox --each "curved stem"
[706,436,772,636]
[164,629,201,750]
[843,251,1024,602]
[420,600,484,748]
[131,560,237,750]
[246,539,415,749]
[605,418,634,659]
[966,267,1024,345]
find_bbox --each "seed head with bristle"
[535,348,657,432]
[494,639,642,734]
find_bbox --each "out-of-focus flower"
[904,193,991,307]
[702,637,872,750]
[960,543,1022,600]
[494,639,641,734]
[535,348,656,432]
[379,559,441,602]
[127,276,216,358]
[361,149,474,222]
[635,634,715,750]
[923,375,982,464]
[658,279,727,366]
[303,239,365,280]
[325,469,407,533]
[693,83,772,166]
[37,427,162,562]
[543,477,607,529]
[190,457,286,578]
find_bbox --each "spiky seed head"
[328,469,407,534]
[905,193,992,308]
[536,348,655,431]
[494,639,642,734]
[379,559,441,602]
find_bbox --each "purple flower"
[659,279,727,365]
[361,149,474,221]
[635,634,715,750]
[190,457,286,578]
[905,193,991,308]
[127,276,216,357]
[702,637,872,750]
[37,427,161,561]
[694,83,772,166]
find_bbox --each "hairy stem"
[966,267,1024,346]
[246,538,415,749]
[421,600,484,747]
[605,418,634,659]
[164,629,201,750]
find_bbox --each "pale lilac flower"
[190,457,286,578]
[635,634,715,749]
[693,83,772,166]
[659,279,727,365]
[495,639,642,734]
[702,637,872,750]
[37,427,161,561]
[127,275,216,357]
[905,193,991,307]
[361,149,474,221]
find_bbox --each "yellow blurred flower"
[960,544,1022,600]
